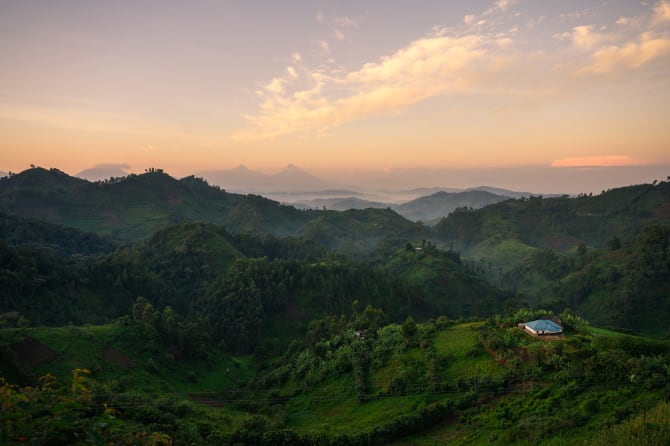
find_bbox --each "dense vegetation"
[1,168,669,444]
[2,314,669,444]
[501,225,670,337]
[0,168,429,255]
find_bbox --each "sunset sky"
[1,0,669,189]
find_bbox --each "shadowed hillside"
[0,168,429,255]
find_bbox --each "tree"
[402,316,417,340]
[607,236,622,251]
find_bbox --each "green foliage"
[588,401,670,446]
[2,316,670,444]
[0,168,429,252]
[2,169,670,444]
[436,180,670,252]
[505,225,670,337]
[0,211,118,255]
[381,244,511,319]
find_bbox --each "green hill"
[431,181,670,338]
[0,216,508,358]
[2,313,668,445]
[435,180,670,255]
[0,167,312,240]
[298,207,427,257]
[0,212,118,256]
[2,169,670,443]
[395,190,510,223]
[0,168,430,255]
[503,225,670,337]
[381,242,511,318]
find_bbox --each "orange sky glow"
[0,0,669,188]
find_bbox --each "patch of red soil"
[188,394,223,407]
[483,346,507,366]
[101,346,132,369]
[11,337,58,369]
[513,347,532,363]
[101,211,127,228]
[542,234,580,251]
[164,196,183,206]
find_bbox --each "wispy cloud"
[551,156,648,167]
[334,16,360,29]
[652,1,670,26]
[555,25,614,49]
[233,1,670,142]
[232,32,492,142]
[484,0,517,16]
[137,144,157,153]
[581,32,670,74]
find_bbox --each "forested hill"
[505,225,670,338]
[0,167,428,253]
[0,219,508,356]
[435,179,670,253]
[0,212,118,256]
[0,167,311,240]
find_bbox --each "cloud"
[318,40,330,53]
[554,25,614,49]
[570,25,612,49]
[334,16,359,29]
[551,156,647,168]
[485,0,517,15]
[232,33,491,141]
[233,1,669,142]
[265,77,287,94]
[582,32,670,74]
[137,144,157,153]
[652,1,670,25]
[327,16,360,44]
[332,29,346,41]
[495,0,517,11]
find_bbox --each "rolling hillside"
[2,314,668,445]
[0,168,431,255]
[394,190,510,223]
[435,180,670,253]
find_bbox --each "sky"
[1,0,669,191]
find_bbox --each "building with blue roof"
[519,319,563,336]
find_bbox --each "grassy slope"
[2,319,669,444]
[0,324,253,394]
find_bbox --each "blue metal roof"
[525,319,563,333]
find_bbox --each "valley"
[1,167,669,445]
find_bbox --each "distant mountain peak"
[76,163,131,181]
[278,164,306,174]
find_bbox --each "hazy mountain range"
[75,163,131,181]
[291,189,519,223]
[197,164,339,194]
[70,164,536,223]
[13,162,665,224]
